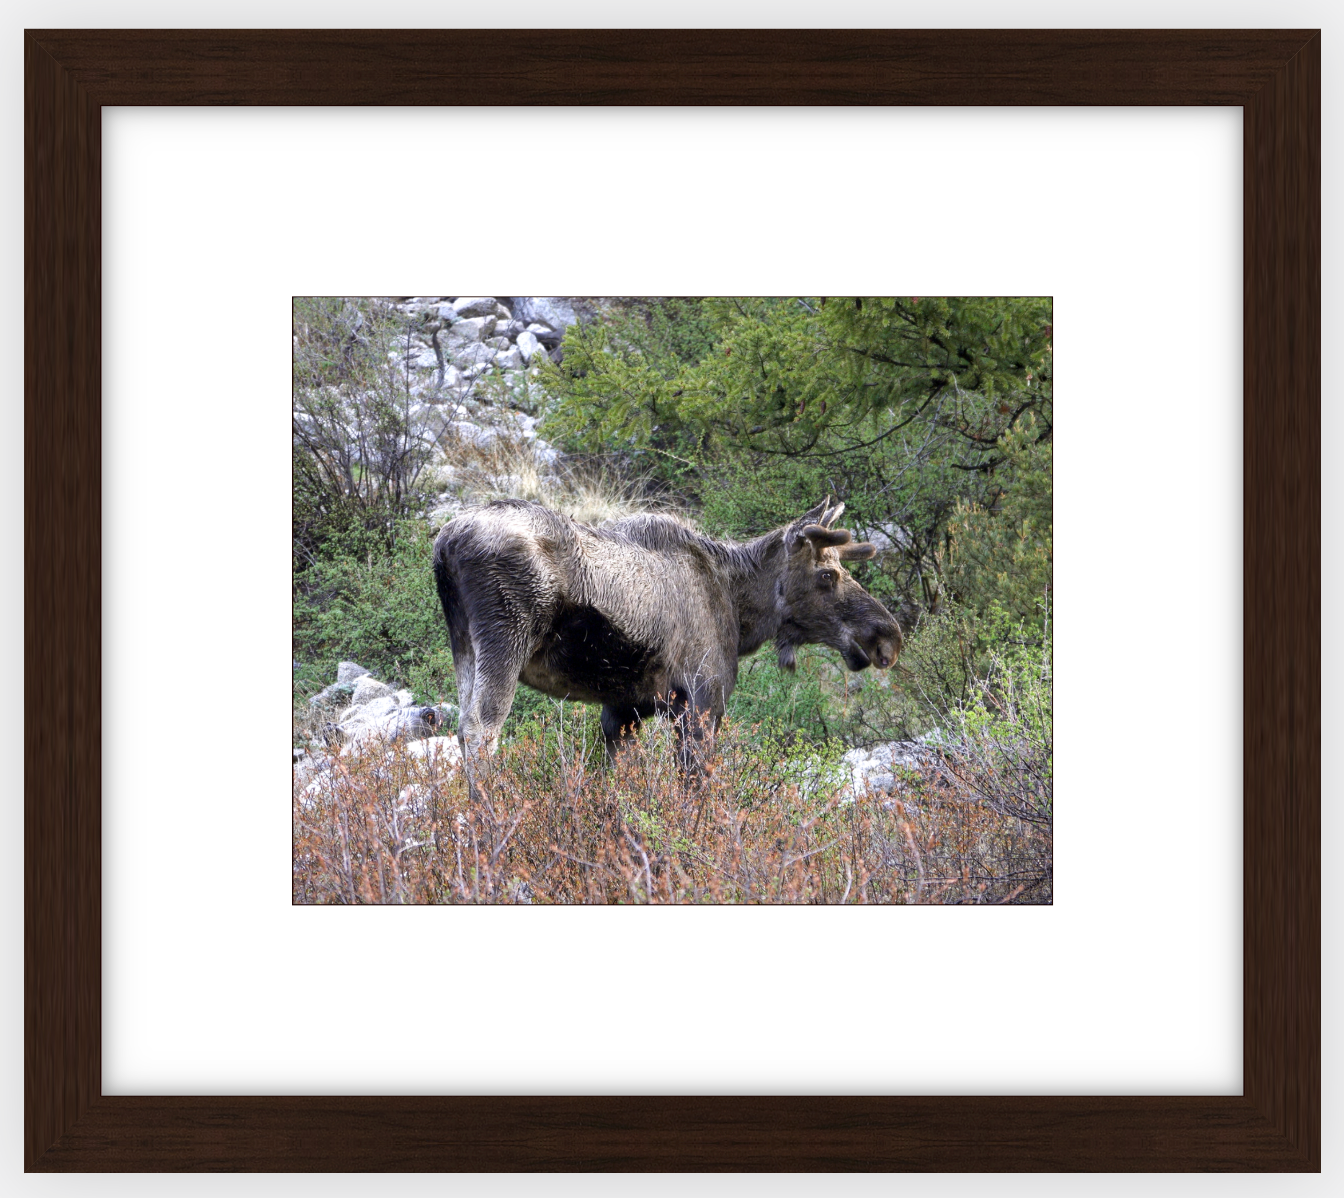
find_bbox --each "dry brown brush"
[293,715,1050,905]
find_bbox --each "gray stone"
[344,695,398,725]
[448,420,501,449]
[494,344,525,371]
[513,298,578,331]
[308,681,354,708]
[452,342,496,369]
[841,740,933,798]
[452,297,511,320]
[351,675,393,705]
[403,346,438,370]
[412,403,452,438]
[484,336,511,350]
[516,330,543,362]
[404,736,465,767]
[337,661,373,685]
[445,315,495,343]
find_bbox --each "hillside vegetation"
[293,297,1053,903]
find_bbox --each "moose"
[432,497,902,793]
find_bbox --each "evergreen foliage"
[541,296,1051,618]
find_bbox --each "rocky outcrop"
[373,296,594,523]
[381,295,584,405]
[839,740,941,802]
[300,661,459,760]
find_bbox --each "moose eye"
[817,569,837,587]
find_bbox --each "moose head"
[775,498,904,674]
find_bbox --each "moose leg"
[664,685,722,776]
[601,700,654,763]
[457,639,530,801]
[448,624,475,755]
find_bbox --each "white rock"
[404,738,465,777]
[453,342,496,369]
[840,741,929,797]
[448,420,501,449]
[495,344,525,371]
[484,336,511,350]
[342,697,398,728]
[337,661,373,685]
[452,297,509,320]
[516,330,542,362]
[351,676,393,705]
[403,347,439,371]
[412,404,453,438]
[445,315,496,343]
[515,298,578,331]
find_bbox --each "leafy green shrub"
[292,517,455,703]
[946,418,1052,635]
[726,645,841,741]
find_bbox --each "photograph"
[292,296,1054,904]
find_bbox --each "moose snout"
[866,624,903,670]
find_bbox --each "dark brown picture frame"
[25,29,1319,1171]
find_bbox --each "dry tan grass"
[428,424,668,526]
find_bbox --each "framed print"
[25,29,1319,1170]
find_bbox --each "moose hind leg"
[666,685,721,775]
[458,640,531,802]
[449,629,475,754]
[601,701,653,763]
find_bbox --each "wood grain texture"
[27,28,1317,105]
[24,27,1320,1172]
[1241,33,1321,1168]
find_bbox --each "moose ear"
[819,501,846,529]
[795,496,832,527]
[803,525,852,551]
[838,541,877,561]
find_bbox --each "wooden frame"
[24,29,1319,1170]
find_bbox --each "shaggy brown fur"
[433,497,901,792]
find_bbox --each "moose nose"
[872,632,901,669]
